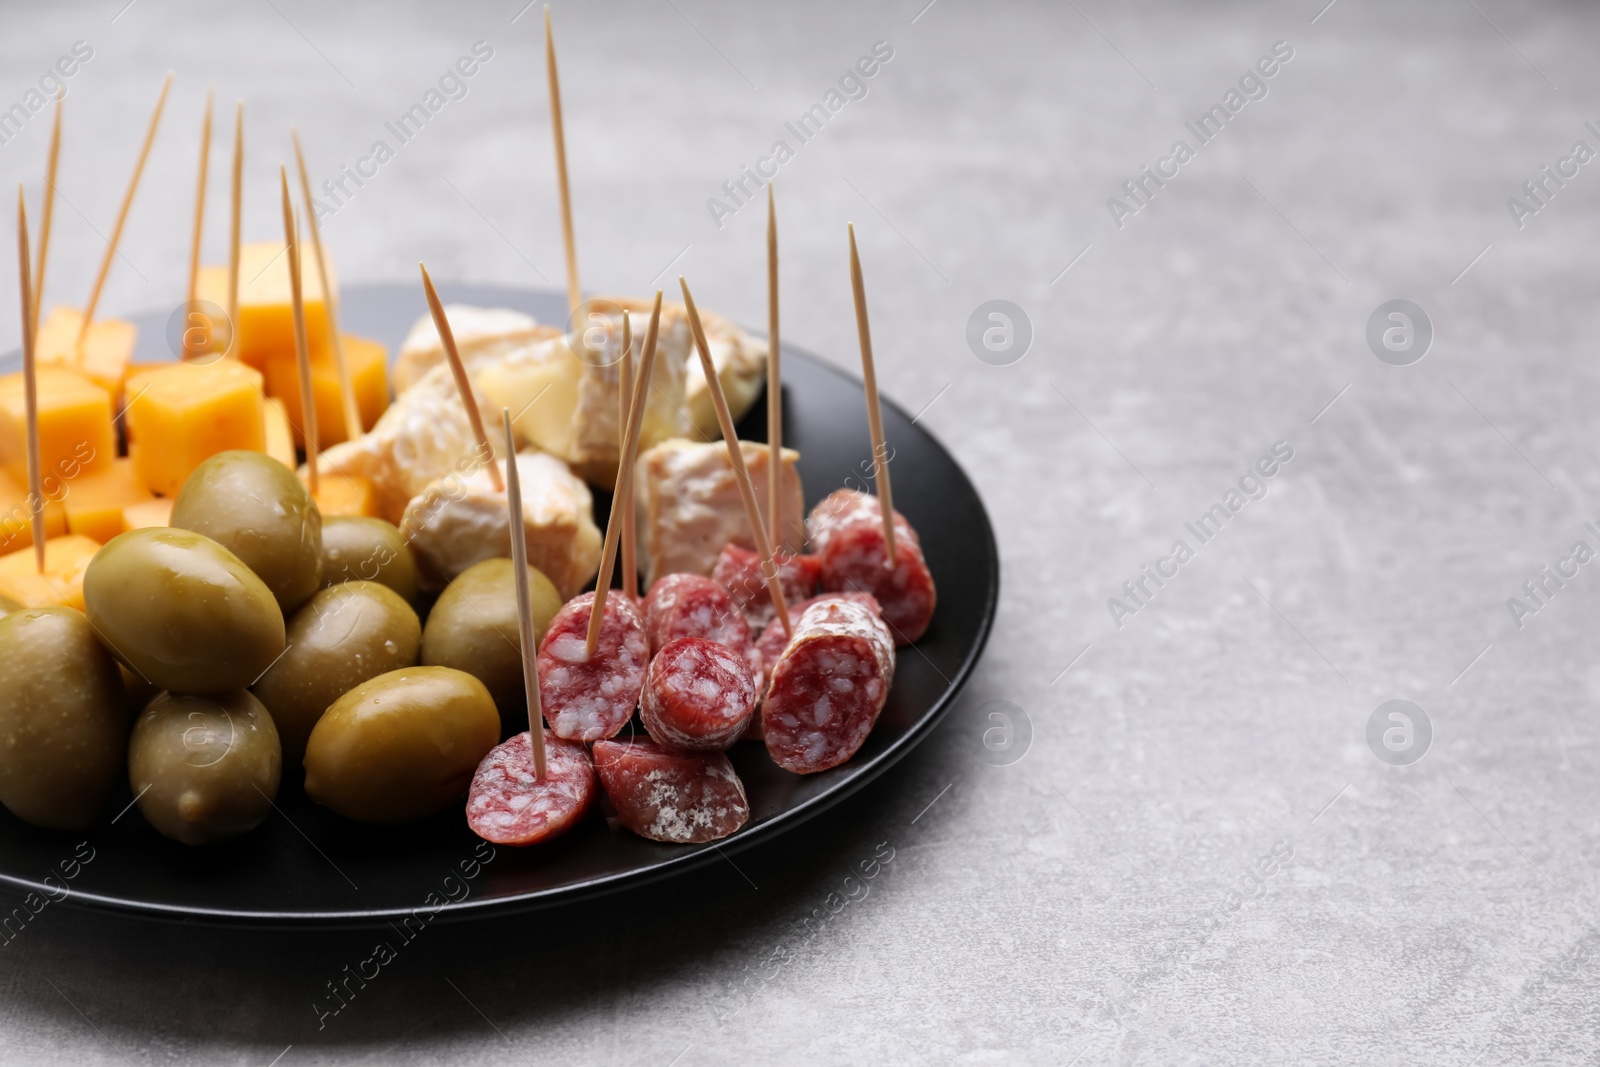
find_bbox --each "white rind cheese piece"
[476,333,585,462]
[393,304,558,393]
[683,308,769,443]
[634,437,805,588]
[570,296,693,485]
[399,450,601,599]
[318,360,505,524]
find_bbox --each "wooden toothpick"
[680,277,792,638]
[17,188,43,574]
[586,292,661,658]
[503,410,548,780]
[78,71,173,346]
[420,263,502,493]
[545,5,581,316]
[618,311,637,600]
[281,165,318,494]
[292,128,361,442]
[186,89,212,315]
[847,223,896,564]
[226,100,242,359]
[766,183,782,548]
[32,94,61,335]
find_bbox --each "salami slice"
[642,573,753,657]
[537,592,649,742]
[642,637,756,751]
[763,596,895,774]
[754,592,882,679]
[807,489,936,646]
[711,544,822,632]
[592,738,750,843]
[466,731,595,846]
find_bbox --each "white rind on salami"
[593,738,750,843]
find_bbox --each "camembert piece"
[681,305,768,442]
[317,360,504,524]
[399,450,600,600]
[633,437,804,588]
[393,304,558,393]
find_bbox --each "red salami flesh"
[711,543,822,632]
[642,637,756,751]
[537,592,649,742]
[592,738,750,843]
[642,573,753,657]
[763,596,895,774]
[808,489,936,645]
[466,731,595,846]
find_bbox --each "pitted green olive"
[0,607,127,831]
[84,527,286,694]
[320,516,418,601]
[129,690,281,845]
[303,666,498,824]
[171,450,323,613]
[252,581,421,762]
[420,558,561,718]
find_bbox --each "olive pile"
[0,450,551,846]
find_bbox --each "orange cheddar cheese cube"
[35,306,138,398]
[0,366,115,489]
[195,242,335,371]
[124,360,266,496]
[62,457,153,544]
[0,533,101,610]
[122,497,173,530]
[310,473,378,518]
[263,332,390,449]
[264,397,297,469]
[0,471,67,557]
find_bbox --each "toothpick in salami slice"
[767,183,783,548]
[679,275,792,639]
[78,71,172,348]
[16,186,43,573]
[619,311,638,600]
[502,411,547,778]
[420,262,503,493]
[593,738,750,844]
[846,222,897,563]
[585,292,661,658]
[280,165,318,494]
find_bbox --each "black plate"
[0,283,997,927]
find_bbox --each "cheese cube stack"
[194,241,335,370]
[0,367,116,490]
[35,307,139,399]
[0,534,102,610]
[123,360,267,496]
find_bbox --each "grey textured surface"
[2,0,1599,1063]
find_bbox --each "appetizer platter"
[0,13,996,925]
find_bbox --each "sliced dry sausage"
[593,738,750,843]
[466,730,595,846]
[808,489,935,645]
[642,637,756,751]
[537,592,649,742]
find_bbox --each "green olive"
[0,592,21,616]
[84,528,286,695]
[304,666,498,824]
[128,690,281,846]
[0,607,127,831]
[252,581,421,763]
[420,558,561,718]
[171,450,323,613]
[320,516,418,601]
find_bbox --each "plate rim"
[0,283,1000,928]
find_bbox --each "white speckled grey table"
[3,0,1599,1063]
